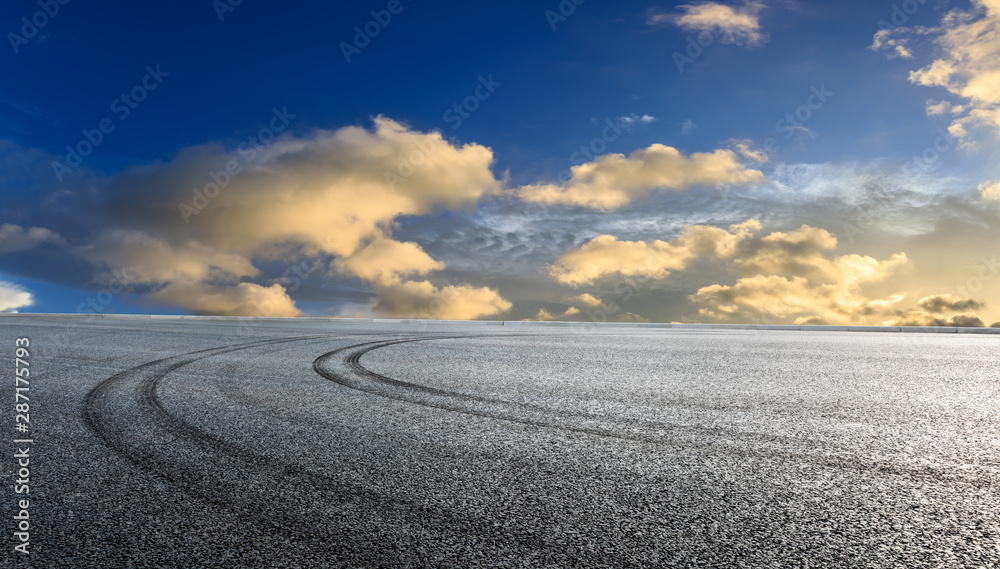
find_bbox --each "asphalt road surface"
[2,316,999,568]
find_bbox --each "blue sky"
[2,0,1000,325]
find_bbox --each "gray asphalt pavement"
[2,316,998,568]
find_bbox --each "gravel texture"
[1,316,998,568]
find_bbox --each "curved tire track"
[82,334,586,566]
[313,336,697,444]
[314,337,1000,489]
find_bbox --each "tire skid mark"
[314,337,1000,489]
[82,334,578,565]
[315,337,743,445]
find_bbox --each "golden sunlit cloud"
[651,1,767,47]
[566,293,603,307]
[371,280,512,320]
[334,237,444,285]
[550,219,994,326]
[550,219,761,285]
[72,117,510,318]
[691,223,913,324]
[689,224,993,326]
[875,0,1000,142]
[148,281,302,317]
[77,230,302,316]
[518,144,764,208]
[692,274,907,325]
[185,116,500,258]
[732,225,907,286]
[979,179,1000,199]
[527,306,582,321]
[732,139,769,163]
[529,308,556,321]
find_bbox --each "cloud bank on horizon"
[1,0,999,326]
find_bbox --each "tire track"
[82,334,593,566]
[314,337,741,445]
[314,337,1000,489]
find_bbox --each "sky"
[1,0,1000,326]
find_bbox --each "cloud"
[370,280,512,320]
[917,293,985,313]
[530,308,556,321]
[566,293,603,307]
[168,115,501,259]
[80,230,259,285]
[76,229,299,316]
[653,1,768,47]
[337,239,513,320]
[891,310,986,327]
[925,99,960,116]
[0,224,63,254]
[686,223,911,324]
[980,179,1000,199]
[529,306,583,321]
[950,313,987,327]
[732,225,907,286]
[874,1,1000,141]
[687,221,996,326]
[680,120,698,135]
[148,281,302,317]
[551,219,761,285]
[871,29,913,59]
[1,117,510,319]
[888,294,989,327]
[518,144,765,208]
[334,237,444,285]
[732,140,769,163]
[617,114,657,127]
[693,274,906,325]
[0,282,32,312]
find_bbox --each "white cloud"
[0,282,32,312]
[653,1,768,47]
[618,114,657,127]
